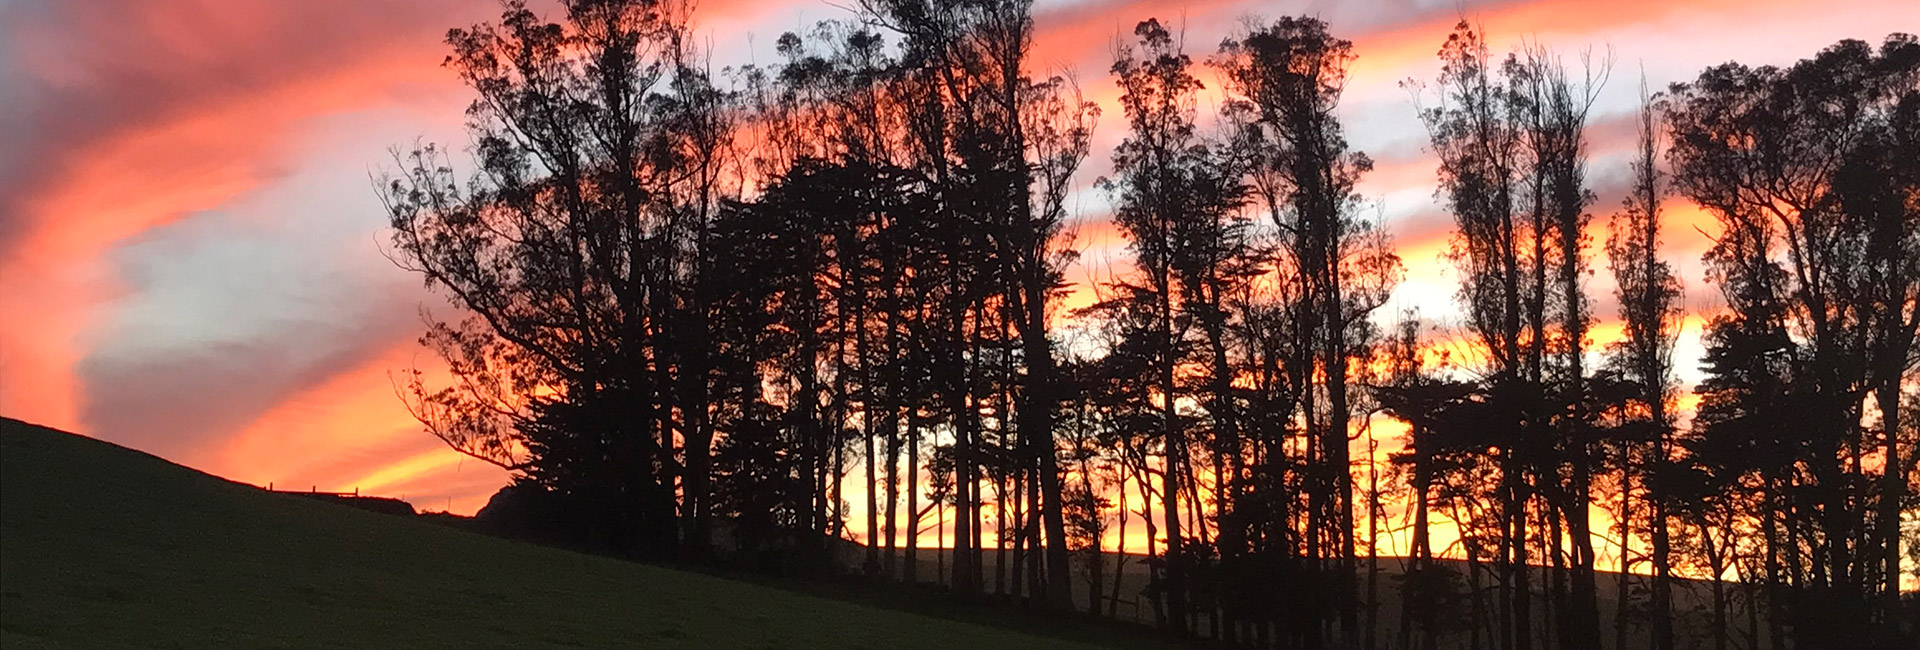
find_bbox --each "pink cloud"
[1,0,1911,523]
[0,0,493,430]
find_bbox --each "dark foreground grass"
[0,417,1159,649]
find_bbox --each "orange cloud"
[0,0,484,430]
[0,0,808,512]
[217,337,508,515]
[3,0,1907,535]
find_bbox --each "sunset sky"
[1,0,1914,519]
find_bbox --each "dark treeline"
[375,1,1919,648]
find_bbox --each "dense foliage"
[378,2,1919,648]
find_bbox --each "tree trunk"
[1511,465,1533,650]
[1113,473,1129,618]
[1159,282,1188,634]
[906,407,921,584]
[1616,444,1633,650]
[1366,430,1380,650]
[1874,375,1903,624]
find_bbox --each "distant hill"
[0,417,1143,649]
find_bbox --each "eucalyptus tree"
[863,0,1098,607]
[377,4,1920,644]
[1210,16,1399,646]
[1602,80,1683,650]
[1410,22,1586,650]
[1099,17,1219,631]
[1508,43,1609,650]
[1667,33,1920,647]
[1410,33,1535,641]
[382,0,730,558]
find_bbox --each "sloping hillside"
[0,417,1128,649]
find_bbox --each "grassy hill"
[0,417,1152,649]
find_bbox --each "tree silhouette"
[376,4,1918,646]
[1100,18,1228,632]
[1666,33,1919,648]
[383,0,721,558]
[1602,77,1684,650]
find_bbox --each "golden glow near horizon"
[0,0,1911,544]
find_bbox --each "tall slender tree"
[1101,19,1210,630]
[1604,77,1683,650]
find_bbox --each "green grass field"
[0,417,1148,649]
